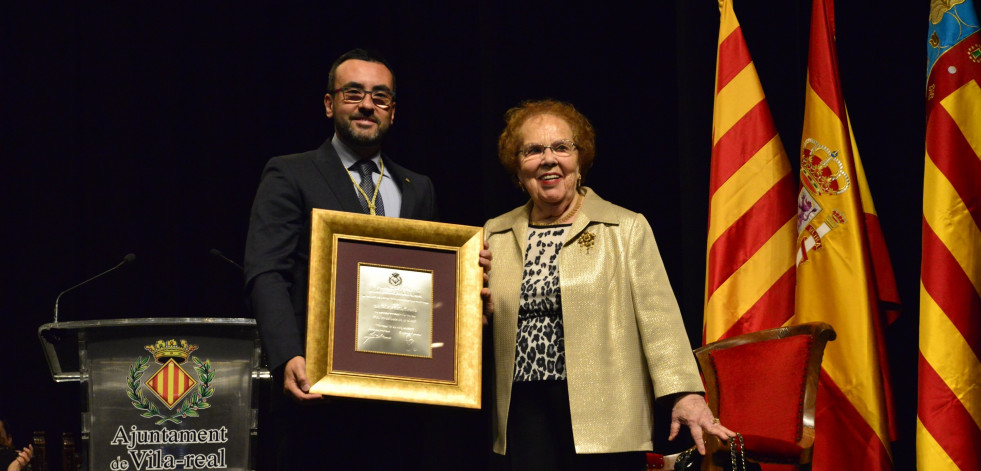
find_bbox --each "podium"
[39,318,267,471]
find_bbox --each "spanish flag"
[704,0,797,343]
[792,0,901,469]
[918,1,981,469]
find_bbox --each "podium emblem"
[126,339,216,425]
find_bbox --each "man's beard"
[335,115,386,148]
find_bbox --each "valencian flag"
[792,0,901,469]
[919,1,981,469]
[704,0,796,343]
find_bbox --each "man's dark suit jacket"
[244,138,438,371]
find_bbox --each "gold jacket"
[484,188,703,454]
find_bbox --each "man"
[244,49,442,469]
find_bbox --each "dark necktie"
[352,159,385,216]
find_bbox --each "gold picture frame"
[305,209,483,408]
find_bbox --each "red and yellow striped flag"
[918,1,981,469]
[704,0,797,344]
[792,0,901,469]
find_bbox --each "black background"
[1,1,949,469]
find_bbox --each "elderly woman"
[484,100,733,470]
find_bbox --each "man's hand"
[283,356,324,403]
[479,241,493,325]
[668,393,735,455]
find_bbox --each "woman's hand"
[479,241,493,325]
[668,393,736,455]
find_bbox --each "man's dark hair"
[327,48,396,95]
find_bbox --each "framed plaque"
[305,209,483,408]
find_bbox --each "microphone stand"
[53,254,136,324]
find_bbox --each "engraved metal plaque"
[356,264,433,357]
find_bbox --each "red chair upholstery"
[694,322,836,471]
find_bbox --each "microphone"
[53,253,136,323]
[210,248,244,271]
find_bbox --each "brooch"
[577,231,595,253]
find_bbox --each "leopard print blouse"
[513,224,568,382]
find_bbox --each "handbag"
[672,434,761,471]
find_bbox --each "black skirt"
[506,380,644,471]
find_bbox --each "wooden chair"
[693,322,836,471]
[30,431,47,471]
[61,433,79,471]
[28,431,80,471]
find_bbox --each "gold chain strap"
[347,158,385,215]
[729,433,746,471]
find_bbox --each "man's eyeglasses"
[518,139,577,160]
[331,87,395,109]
